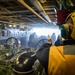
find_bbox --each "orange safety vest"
[48,45,75,75]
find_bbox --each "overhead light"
[9,25,12,27]
[54,8,57,13]
[13,25,16,28]
[39,0,46,3]
[20,25,25,28]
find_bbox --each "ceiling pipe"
[0,15,38,23]
[0,10,33,14]
[0,20,19,25]
[29,0,51,23]
[0,20,34,27]
[17,0,48,24]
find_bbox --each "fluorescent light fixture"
[54,8,57,13]
[9,25,12,27]
[13,25,16,28]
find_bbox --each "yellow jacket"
[48,45,75,75]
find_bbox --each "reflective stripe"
[13,68,34,74]
[64,45,75,54]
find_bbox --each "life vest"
[48,45,75,75]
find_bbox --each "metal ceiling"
[0,0,60,28]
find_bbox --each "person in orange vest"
[36,12,75,75]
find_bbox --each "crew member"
[36,12,75,75]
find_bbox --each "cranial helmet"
[60,12,75,40]
[13,50,36,75]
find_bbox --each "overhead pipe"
[0,20,19,25]
[0,15,37,23]
[29,0,51,23]
[17,0,48,23]
[0,10,33,14]
[0,20,34,28]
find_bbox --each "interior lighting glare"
[9,25,12,27]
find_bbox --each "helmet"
[13,50,36,75]
[60,12,75,40]
[57,9,72,24]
